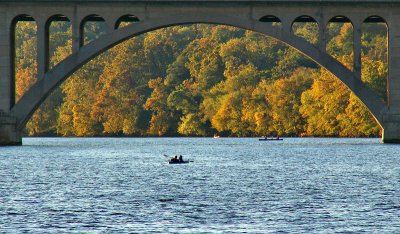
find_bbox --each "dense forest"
[15,20,387,137]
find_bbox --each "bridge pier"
[0,112,22,146]
[383,15,400,143]
[382,122,400,143]
[0,10,20,146]
[382,112,400,143]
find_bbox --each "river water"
[0,137,399,233]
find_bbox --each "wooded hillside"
[16,21,387,137]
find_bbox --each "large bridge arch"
[10,13,387,132]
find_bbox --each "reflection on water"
[1,137,400,233]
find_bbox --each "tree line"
[15,21,387,137]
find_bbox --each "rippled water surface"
[1,137,400,233]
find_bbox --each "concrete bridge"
[0,0,399,145]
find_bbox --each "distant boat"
[213,134,220,138]
[259,136,283,141]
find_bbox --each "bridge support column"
[0,11,20,146]
[353,20,362,80]
[0,112,22,146]
[383,16,400,143]
[72,9,82,54]
[382,115,400,143]
[0,11,11,113]
[37,19,49,79]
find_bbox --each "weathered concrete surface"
[382,113,400,143]
[385,13,400,143]
[0,0,399,144]
[0,112,21,146]
[383,128,400,143]
[0,9,11,115]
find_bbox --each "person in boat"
[170,155,179,163]
[178,155,183,162]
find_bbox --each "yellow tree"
[300,68,350,136]
[267,67,316,136]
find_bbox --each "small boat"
[213,134,220,138]
[168,160,190,164]
[165,154,191,164]
[259,136,283,141]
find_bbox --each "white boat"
[259,136,283,141]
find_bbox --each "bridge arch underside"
[11,14,386,133]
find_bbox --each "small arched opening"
[326,16,353,67]
[362,16,388,102]
[11,14,37,104]
[46,14,71,70]
[292,15,319,45]
[80,14,107,46]
[115,15,140,29]
[259,15,282,28]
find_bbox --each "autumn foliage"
[15,22,387,137]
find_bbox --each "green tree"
[178,113,207,136]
